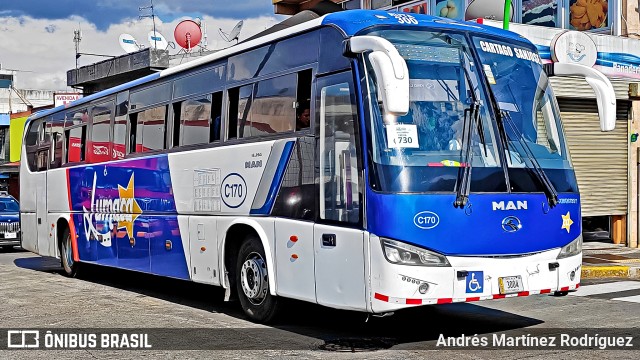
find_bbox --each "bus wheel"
[60,227,80,278]
[236,235,280,323]
[553,291,569,297]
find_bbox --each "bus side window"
[180,95,212,146]
[36,118,52,171]
[135,105,167,152]
[25,118,42,172]
[89,102,113,163]
[50,113,65,168]
[129,112,138,154]
[65,108,88,164]
[318,75,361,224]
[65,126,86,163]
[227,88,239,140]
[210,91,223,142]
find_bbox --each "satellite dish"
[229,21,243,42]
[219,20,244,44]
[148,30,169,50]
[174,20,202,51]
[119,33,140,53]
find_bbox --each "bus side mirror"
[347,36,409,116]
[552,63,616,131]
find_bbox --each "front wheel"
[60,227,80,277]
[236,235,280,323]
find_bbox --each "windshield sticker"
[478,41,542,65]
[386,124,419,149]
[483,64,497,84]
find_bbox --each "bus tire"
[235,235,280,323]
[60,227,80,278]
[553,291,569,297]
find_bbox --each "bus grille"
[0,222,20,233]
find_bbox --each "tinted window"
[272,138,316,220]
[228,32,319,82]
[249,74,296,136]
[173,66,225,98]
[130,82,171,110]
[135,105,167,152]
[318,74,360,223]
[25,119,40,147]
[180,96,212,146]
[89,103,113,163]
[67,108,89,125]
[113,92,128,159]
[319,27,350,74]
[236,84,254,138]
[211,92,223,142]
[66,126,86,163]
[48,113,65,168]
[25,119,42,171]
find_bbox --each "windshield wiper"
[500,110,559,208]
[454,101,480,208]
[454,62,484,209]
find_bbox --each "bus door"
[36,125,52,256]
[313,74,366,311]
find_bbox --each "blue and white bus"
[20,10,616,323]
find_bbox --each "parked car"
[0,192,20,250]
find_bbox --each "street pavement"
[582,241,640,279]
[0,247,638,359]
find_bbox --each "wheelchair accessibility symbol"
[466,271,483,294]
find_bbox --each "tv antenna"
[139,0,159,50]
[219,20,243,44]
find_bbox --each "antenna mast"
[139,0,158,49]
[73,28,82,69]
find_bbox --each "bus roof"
[29,10,530,122]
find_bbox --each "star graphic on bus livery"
[561,211,573,233]
[117,174,142,240]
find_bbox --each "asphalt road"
[0,247,639,359]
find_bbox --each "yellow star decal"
[117,174,142,240]
[561,211,574,233]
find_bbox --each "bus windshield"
[472,36,575,193]
[364,29,505,193]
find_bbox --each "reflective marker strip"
[373,284,579,305]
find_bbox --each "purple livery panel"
[66,155,190,279]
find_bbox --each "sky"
[0,1,285,90]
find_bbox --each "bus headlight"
[380,238,450,267]
[557,235,582,259]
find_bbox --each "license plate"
[5,232,16,239]
[498,276,524,294]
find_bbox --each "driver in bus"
[296,103,310,131]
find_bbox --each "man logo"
[501,216,522,232]
[492,201,528,211]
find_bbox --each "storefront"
[477,21,640,247]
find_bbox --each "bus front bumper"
[369,236,581,313]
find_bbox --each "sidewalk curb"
[581,265,640,279]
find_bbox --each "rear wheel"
[60,227,80,277]
[236,235,280,323]
[553,291,569,297]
